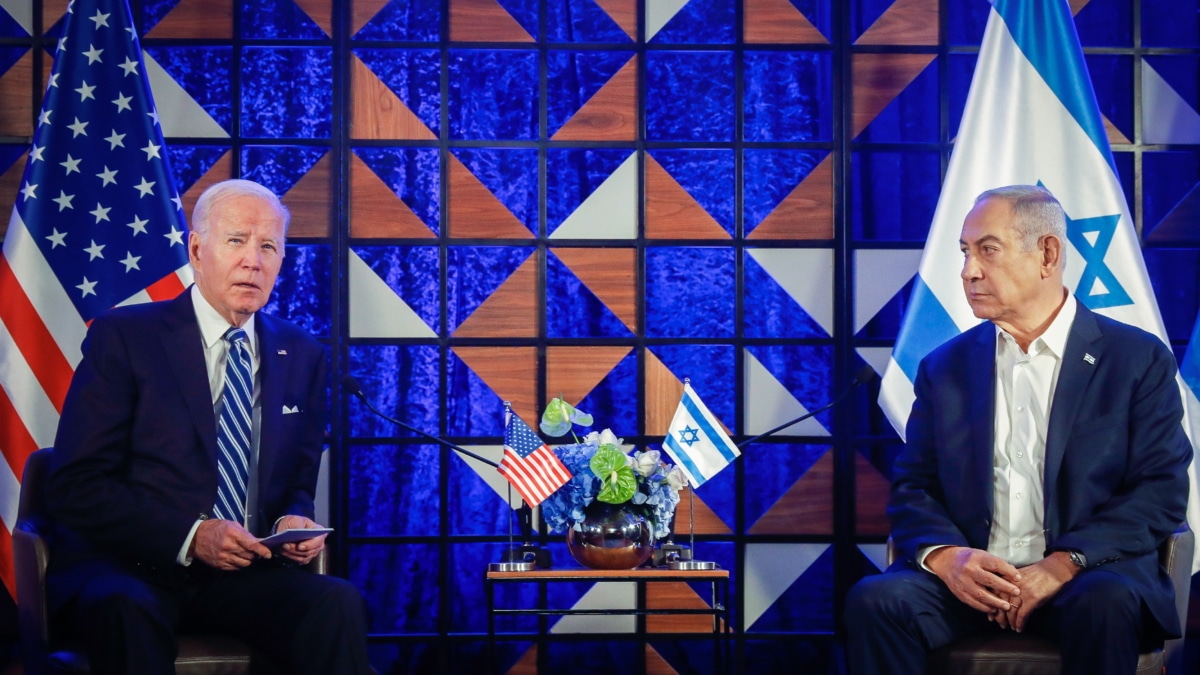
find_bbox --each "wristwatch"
[1068,550,1087,568]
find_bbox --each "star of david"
[678,425,700,447]
[1037,180,1132,311]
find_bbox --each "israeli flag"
[878,0,1200,570]
[663,383,740,489]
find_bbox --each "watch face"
[1069,551,1085,567]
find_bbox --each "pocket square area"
[282,405,301,414]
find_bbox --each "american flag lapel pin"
[1083,353,1095,365]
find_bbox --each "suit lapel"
[256,315,285,498]
[1043,304,1103,537]
[967,325,998,521]
[160,291,220,464]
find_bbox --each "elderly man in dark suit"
[845,185,1192,675]
[47,179,371,674]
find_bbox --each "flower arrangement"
[537,397,686,540]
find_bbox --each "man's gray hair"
[191,179,291,240]
[975,184,1067,253]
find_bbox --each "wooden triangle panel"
[644,350,684,436]
[748,448,833,535]
[282,152,331,238]
[147,0,233,38]
[1104,115,1131,145]
[748,154,833,240]
[1148,183,1200,243]
[644,645,677,675]
[645,155,730,239]
[506,644,538,675]
[856,452,891,536]
[452,347,538,425]
[43,0,69,30]
[546,346,633,407]
[0,151,26,238]
[349,154,435,238]
[550,247,637,332]
[594,0,636,41]
[851,53,936,138]
[181,152,234,225]
[744,0,828,44]
[1070,0,1091,14]
[675,487,732,534]
[352,0,390,35]
[450,0,534,42]
[453,254,539,338]
[553,56,637,141]
[294,0,332,37]
[350,55,437,140]
[855,0,937,46]
[646,582,719,633]
[449,155,532,239]
[0,51,32,137]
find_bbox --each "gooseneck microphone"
[736,364,877,448]
[341,374,500,468]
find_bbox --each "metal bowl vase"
[566,502,656,570]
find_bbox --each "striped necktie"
[214,327,252,523]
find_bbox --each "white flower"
[632,450,661,477]
[666,465,688,491]
[597,428,622,447]
[583,430,601,445]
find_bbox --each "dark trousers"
[57,558,371,675]
[844,566,1156,675]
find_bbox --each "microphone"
[737,364,876,448]
[341,375,499,468]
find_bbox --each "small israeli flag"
[663,382,740,488]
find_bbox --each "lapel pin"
[1083,353,1095,365]
[277,349,287,355]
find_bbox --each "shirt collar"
[996,292,1077,358]
[190,285,257,357]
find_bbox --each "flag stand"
[489,402,553,571]
[667,487,716,571]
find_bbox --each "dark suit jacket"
[47,290,327,602]
[888,302,1192,636]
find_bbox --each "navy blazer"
[888,302,1192,636]
[47,290,327,587]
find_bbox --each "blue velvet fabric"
[353,149,441,234]
[547,0,632,42]
[241,0,325,39]
[645,247,735,338]
[240,146,328,198]
[240,47,333,138]
[353,246,441,332]
[450,148,538,233]
[165,146,230,197]
[850,150,941,241]
[648,150,735,235]
[546,149,634,235]
[146,47,234,133]
[354,0,441,41]
[546,251,633,338]
[743,149,827,236]
[744,51,833,142]
[448,51,538,141]
[645,52,735,142]
[261,244,331,337]
[446,246,534,331]
[547,51,635,136]
[346,344,442,438]
[354,49,441,136]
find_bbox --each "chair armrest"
[13,523,51,675]
[1163,525,1193,675]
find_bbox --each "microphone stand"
[343,377,549,570]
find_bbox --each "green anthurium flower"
[539,396,593,437]
[591,444,636,503]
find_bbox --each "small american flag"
[498,412,571,507]
[0,0,190,596]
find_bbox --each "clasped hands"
[191,514,328,571]
[925,546,1080,632]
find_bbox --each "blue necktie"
[214,327,252,523]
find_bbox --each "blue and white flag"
[663,383,739,488]
[878,0,1199,571]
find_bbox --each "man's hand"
[272,515,327,565]
[191,519,272,570]
[1002,551,1079,632]
[925,546,1023,617]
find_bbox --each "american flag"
[498,412,571,508]
[0,0,190,595]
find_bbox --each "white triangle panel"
[550,153,637,240]
[744,350,828,437]
[454,445,525,509]
[859,543,888,573]
[747,248,833,337]
[1142,61,1200,145]
[744,543,827,629]
[853,249,923,333]
[143,51,228,139]
[550,582,636,634]
[0,0,31,35]
[855,347,894,379]
[349,250,437,338]
[645,0,689,41]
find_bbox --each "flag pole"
[489,401,537,572]
[666,379,718,571]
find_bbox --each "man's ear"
[1040,234,1063,277]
